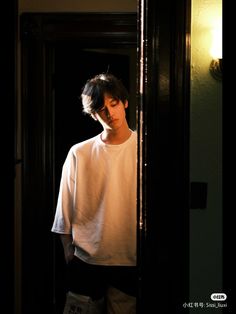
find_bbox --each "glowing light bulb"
[210,24,222,59]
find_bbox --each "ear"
[91,113,98,121]
[124,100,128,109]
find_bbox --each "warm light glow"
[210,22,222,59]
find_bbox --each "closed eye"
[110,99,119,106]
[97,99,119,112]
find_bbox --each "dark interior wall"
[2,1,17,312]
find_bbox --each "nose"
[105,107,112,119]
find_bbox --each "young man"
[51,73,137,314]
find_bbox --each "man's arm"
[60,234,75,264]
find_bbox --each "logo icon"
[210,293,227,301]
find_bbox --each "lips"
[109,119,118,124]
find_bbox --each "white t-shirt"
[51,131,137,266]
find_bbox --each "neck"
[101,123,132,145]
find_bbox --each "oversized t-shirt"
[51,131,137,266]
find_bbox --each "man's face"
[93,93,128,131]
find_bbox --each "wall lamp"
[209,26,222,81]
[209,58,222,81]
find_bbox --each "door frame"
[137,0,191,312]
[20,12,137,314]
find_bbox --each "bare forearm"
[60,234,75,263]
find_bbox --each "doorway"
[20,12,137,314]
[53,45,137,312]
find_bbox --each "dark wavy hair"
[81,73,129,115]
